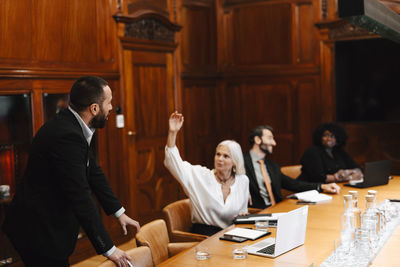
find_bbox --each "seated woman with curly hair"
[298,123,363,184]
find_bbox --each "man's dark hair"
[69,76,108,112]
[249,125,274,147]
[312,123,348,148]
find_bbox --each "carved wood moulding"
[125,18,175,42]
[113,12,181,43]
[315,19,379,41]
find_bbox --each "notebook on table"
[244,206,308,258]
[344,160,392,188]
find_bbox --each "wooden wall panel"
[241,82,293,134]
[181,1,216,73]
[215,82,242,142]
[182,82,217,168]
[0,0,32,61]
[294,78,320,161]
[296,2,315,64]
[230,3,292,66]
[0,0,118,71]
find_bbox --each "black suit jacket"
[244,153,320,209]
[2,109,122,259]
[298,145,359,183]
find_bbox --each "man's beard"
[260,140,272,155]
[90,110,108,129]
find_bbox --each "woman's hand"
[169,111,184,133]
[333,169,347,182]
[333,169,363,182]
[321,183,340,194]
[167,112,184,148]
[348,168,363,181]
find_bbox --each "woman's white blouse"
[164,146,249,229]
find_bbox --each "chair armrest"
[248,207,262,214]
[170,230,207,242]
[168,242,198,257]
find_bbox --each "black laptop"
[344,160,392,188]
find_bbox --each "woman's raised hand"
[169,111,184,132]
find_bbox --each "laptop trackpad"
[252,238,275,249]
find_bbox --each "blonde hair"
[217,140,245,175]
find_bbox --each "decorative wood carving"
[113,12,181,42]
[125,18,175,42]
[315,19,379,40]
[329,22,377,40]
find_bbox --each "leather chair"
[136,219,197,266]
[98,246,153,267]
[281,165,302,179]
[163,199,207,242]
[280,165,302,198]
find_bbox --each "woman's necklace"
[215,172,233,185]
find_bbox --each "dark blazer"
[2,109,122,260]
[298,145,359,183]
[244,153,319,209]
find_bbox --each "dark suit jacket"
[244,153,320,209]
[298,145,359,183]
[2,109,122,260]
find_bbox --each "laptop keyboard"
[257,244,275,254]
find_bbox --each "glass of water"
[232,244,248,259]
[195,245,210,260]
[255,220,269,231]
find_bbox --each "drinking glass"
[232,244,247,259]
[195,246,210,260]
[255,220,269,231]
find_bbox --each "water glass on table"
[255,220,269,231]
[232,244,247,260]
[195,245,210,260]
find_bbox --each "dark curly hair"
[312,123,348,148]
[249,125,274,147]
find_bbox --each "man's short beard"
[90,112,107,129]
[260,140,272,155]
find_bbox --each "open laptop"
[344,160,392,188]
[245,206,308,258]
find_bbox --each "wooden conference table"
[158,176,400,267]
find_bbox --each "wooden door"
[121,40,183,224]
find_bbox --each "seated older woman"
[164,112,249,236]
[298,123,363,184]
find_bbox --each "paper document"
[292,190,332,203]
[234,213,285,226]
[224,227,269,240]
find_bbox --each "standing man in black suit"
[3,76,139,267]
[244,125,340,209]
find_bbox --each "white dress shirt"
[164,146,249,229]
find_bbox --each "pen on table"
[296,201,316,205]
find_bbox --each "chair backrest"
[163,199,192,234]
[136,219,170,266]
[98,246,153,267]
[281,165,302,179]
[280,165,302,198]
